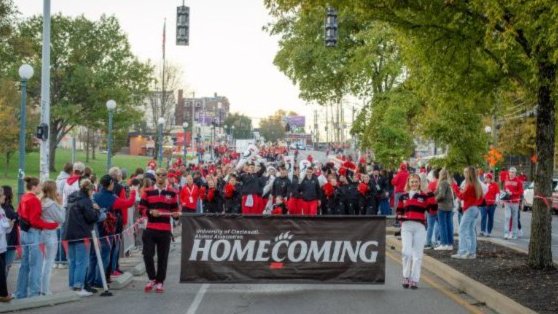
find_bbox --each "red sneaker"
[155,283,165,293]
[112,271,123,277]
[144,280,156,293]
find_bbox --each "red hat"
[485,173,493,180]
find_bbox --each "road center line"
[186,284,209,314]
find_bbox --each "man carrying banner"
[138,168,180,293]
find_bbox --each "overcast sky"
[15,0,314,125]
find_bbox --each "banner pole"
[92,230,113,296]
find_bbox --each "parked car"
[289,142,306,150]
[525,178,558,213]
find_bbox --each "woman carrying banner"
[396,173,430,289]
[239,161,267,215]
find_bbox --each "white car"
[523,179,558,211]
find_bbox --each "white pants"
[41,229,58,295]
[401,221,426,283]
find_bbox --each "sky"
[14,0,314,126]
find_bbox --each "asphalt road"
[24,238,482,314]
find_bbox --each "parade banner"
[180,215,385,284]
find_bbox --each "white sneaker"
[451,253,468,259]
[466,253,477,259]
[445,245,454,251]
[518,229,523,238]
[434,245,447,251]
[504,233,510,239]
[76,289,93,297]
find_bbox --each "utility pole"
[39,0,51,181]
[191,92,195,153]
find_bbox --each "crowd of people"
[0,142,529,301]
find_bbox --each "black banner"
[180,215,385,284]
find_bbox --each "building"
[175,91,231,142]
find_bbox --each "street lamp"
[157,117,165,166]
[484,126,493,169]
[182,121,188,160]
[106,99,116,172]
[18,64,33,201]
[231,125,235,146]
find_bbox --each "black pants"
[142,229,171,283]
[0,252,7,297]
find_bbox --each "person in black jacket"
[371,166,390,215]
[271,166,291,202]
[63,179,103,297]
[223,174,242,214]
[345,175,360,215]
[358,174,377,215]
[298,167,322,216]
[239,161,266,214]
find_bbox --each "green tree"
[266,0,557,268]
[15,14,152,170]
[223,113,252,139]
[259,110,289,143]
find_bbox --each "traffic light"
[176,5,189,46]
[324,7,338,47]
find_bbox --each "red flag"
[62,240,69,256]
[84,238,91,251]
[39,243,46,256]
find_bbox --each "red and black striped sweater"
[396,191,437,226]
[138,186,179,232]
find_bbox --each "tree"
[266,0,557,268]
[147,62,182,132]
[15,14,152,171]
[259,110,288,143]
[223,113,252,139]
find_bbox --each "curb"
[110,272,133,290]
[0,291,80,313]
[130,262,146,276]
[387,236,537,314]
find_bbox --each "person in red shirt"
[16,177,58,299]
[451,166,483,259]
[391,163,410,211]
[502,167,524,239]
[180,174,200,213]
[480,173,500,237]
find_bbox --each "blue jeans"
[41,230,58,295]
[379,199,391,215]
[15,229,43,299]
[110,236,120,272]
[480,205,496,235]
[426,213,438,246]
[457,206,479,256]
[55,227,67,264]
[68,241,90,290]
[437,210,453,246]
[86,237,111,287]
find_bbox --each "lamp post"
[18,64,34,201]
[106,99,116,172]
[211,119,217,161]
[182,121,188,160]
[231,125,235,146]
[484,126,492,169]
[157,117,165,166]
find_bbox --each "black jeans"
[0,252,7,297]
[142,229,171,283]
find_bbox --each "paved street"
[22,239,481,314]
[487,206,558,260]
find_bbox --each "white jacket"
[0,207,13,254]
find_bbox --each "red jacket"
[484,182,500,205]
[113,190,136,225]
[19,192,58,230]
[391,169,409,193]
[427,180,438,193]
[180,183,200,210]
[504,177,524,203]
[452,184,483,212]
[322,183,335,199]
